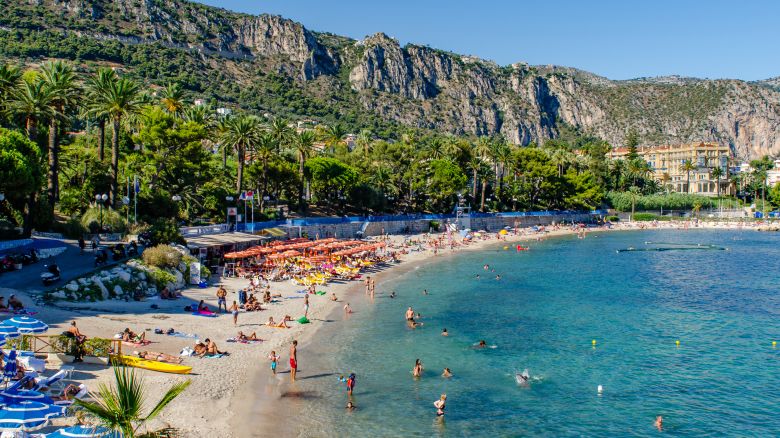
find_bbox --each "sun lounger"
[32,369,68,393]
[53,383,88,406]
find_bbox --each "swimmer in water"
[477,340,487,348]
[346,401,356,410]
[516,369,529,386]
[389,291,396,298]
[442,368,452,378]
[423,289,428,295]
[654,416,663,431]
[475,274,481,280]
[495,274,501,280]
[483,264,489,271]
[405,307,415,321]
[433,394,447,416]
[441,328,448,336]
[413,359,423,377]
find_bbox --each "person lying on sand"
[137,350,182,364]
[237,331,259,341]
[267,316,291,328]
[197,300,210,312]
[122,328,146,343]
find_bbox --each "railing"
[182,210,606,236]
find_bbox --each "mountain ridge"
[2,0,779,159]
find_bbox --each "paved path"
[0,238,130,293]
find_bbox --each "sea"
[257,229,780,437]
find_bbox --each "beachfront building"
[608,142,734,196]
[738,159,780,187]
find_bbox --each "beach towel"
[315,291,326,296]
[191,311,217,318]
[201,353,225,359]
[226,338,262,344]
[283,296,304,300]
[168,332,199,339]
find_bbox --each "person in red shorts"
[289,340,298,381]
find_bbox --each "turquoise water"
[284,230,780,437]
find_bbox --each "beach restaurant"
[221,238,389,280]
[186,232,269,271]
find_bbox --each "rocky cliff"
[3,0,780,158]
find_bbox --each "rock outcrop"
[4,0,780,158]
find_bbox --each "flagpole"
[134,175,138,224]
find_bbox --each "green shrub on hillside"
[142,245,182,269]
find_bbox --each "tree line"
[0,61,761,238]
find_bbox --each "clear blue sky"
[194,0,779,80]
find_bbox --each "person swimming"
[441,328,448,336]
[478,340,487,348]
[346,401,357,410]
[442,368,452,378]
[389,291,396,298]
[654,415,663,431]
[515,369,530,386]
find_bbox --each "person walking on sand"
[289,340,298,381]
[216,286,228,313]
[364,276,371,295]
[304,294,310,318]
[228,301,239,326]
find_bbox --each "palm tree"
[254,132,278,211]
[682,159,695,194]
[84,68,117,162]
[0,64,21,114]
[40,61,79,206]
[356,129,372,156]
[7,78,54,141]
[293,131,315,210]
[221,114,261,193]
[711,166,723,200]
[159,83,186,118]
[94,76,142,206]
[319,123,346,154]
[75,365,190,438]
[628,186,641,219]
[269,117,294,147]
[424,137,444,160]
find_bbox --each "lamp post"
[225,196,234,228]
[95,193,108,231]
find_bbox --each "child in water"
[339,373,356,396]
[269,351,279,374]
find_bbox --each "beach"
[2,219,768,437]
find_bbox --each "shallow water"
[263,230,780,437]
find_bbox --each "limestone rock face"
[11,0,780,158]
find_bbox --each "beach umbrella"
[0,325,19,339]
[0,335,6,347]
[2,317,48,334]
[0,389,54,405]
[0,401,66,431]
[45,425,123,438]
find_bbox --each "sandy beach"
[1,219,764,437]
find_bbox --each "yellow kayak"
[111,354,192,375]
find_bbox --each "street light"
[225,196,234,228]
[95,193,108,231]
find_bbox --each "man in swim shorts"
[405,307,415,321]
[289,340,298,381]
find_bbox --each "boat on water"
[111,354,192,374]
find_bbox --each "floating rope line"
[617,242,727,253]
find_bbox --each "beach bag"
[154,329,163,335]
[166,328,175,335]
[184,305,193,312]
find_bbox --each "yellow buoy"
[675,340,680,347]
[592,339,597,346]
[773,341,777,348]
[503,246,509,250]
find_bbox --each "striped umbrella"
[0,325,19,339]
[0,401,66,431]
[1,316,48,334]
[0,389,54,405]
[46,425,123,438]
[0,334,6,347]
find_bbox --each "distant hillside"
[2,0,779,158]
